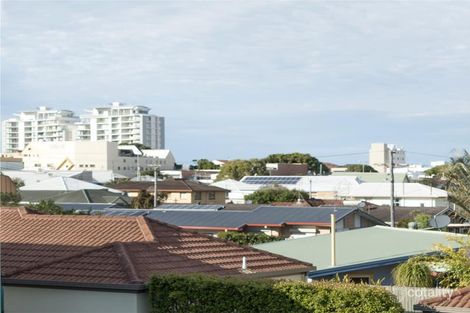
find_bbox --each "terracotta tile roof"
[418,287,470,311]
[1,207,313,289]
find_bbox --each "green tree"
[445,150,470,212]
[245,186,309,204]
[217,231,282,245]
[434,235,470,288]
[216,159,268,181]
[264,153,328,175]
[195,159,219,170]
[414,213,431,229]
[345,164,377,173]
[131,190,167,208]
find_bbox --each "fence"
[382,286,453,312]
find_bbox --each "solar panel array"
[242,176,302,185]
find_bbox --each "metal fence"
[382,286,454,312]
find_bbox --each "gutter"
[2,278,146,293]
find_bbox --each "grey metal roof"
[156,204,224,211]
[101,206,369,230]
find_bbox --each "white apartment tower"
[1,107,79,153]
[368,143,406,173]
[76,102,165,149]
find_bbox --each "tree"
[12,178,25,189]
[216,159,268,181]
[194,159,219,170]
[445,150,470,212]
[434,235,470,288]
[264,153,328,175]
[217,231,282,245]
[131,190,167,208]
[345,164,377,173]
[244,186,309,204]
[414,213,431,229]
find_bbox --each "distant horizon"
[2,1,469,164]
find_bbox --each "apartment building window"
[208,192,216,200]
[195,192,202,201]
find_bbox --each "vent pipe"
[242,256,247,271]
[330,214,336,267]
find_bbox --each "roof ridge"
[136,216,156,241]
[82,189,92,203]
[180,179,193,191]
[114,242,143,283]
[61,176,68,191]
[4,245,106,277]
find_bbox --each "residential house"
[108,179,228,205]
[254,226,464,285]
[0,174,17,194]
[102,206,386,237]
[332,172,410,183]
[415,287,470,313]
[211,176,361,203]
[0,156,23,170]
[1,207,313,313]
[19,189,131,211]
[344,183,448,207]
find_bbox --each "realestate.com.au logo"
[406,288,454,298]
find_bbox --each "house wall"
[3,286,148,313]
[351,197,448,208]
[312,264,397,285]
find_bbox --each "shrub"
[245,186,309,204]
[148,274,404,313]
[217,231,282,245]
[0,192,21,205]
[392,257,434,287]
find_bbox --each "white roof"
[347,183,448,198]
[2,170,83,186]
[141,149,172,159]
[212,176,360,195]
[20,176,121,193]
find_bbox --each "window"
[349,276,371,284]
[195,192,202,201]
[208,192,216,200]
[90,164,95,168]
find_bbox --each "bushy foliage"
[392,257,434,287]
[434,235,470,288]
[0,192,21,205]
[245,186,309,204]
[148,274,404,313]
[216,159,268,181]
[345,164,377,173]
[131,190,166,208]
[264,153,328,175]
[29,200,66,215]
[217,231,282,245]
[414,213,431,229]
[194,159,219,170]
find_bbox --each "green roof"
[254,226,464,271]
[332,172,409,183]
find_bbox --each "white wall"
[4,286,148,313]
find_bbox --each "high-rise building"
[368,143,406,173]
[77,102,165,149]
[2,102,165,153]
[1,107,79,153]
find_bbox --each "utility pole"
[390,149,395,227]
[153,159,160,208]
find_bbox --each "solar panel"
[242,176,302,185]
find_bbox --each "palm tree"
[392,257,434,287]
[446,149,470,213]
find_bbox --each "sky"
[1,1,469,165]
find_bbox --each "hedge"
[148,274,404,313]
[217,231,282,245]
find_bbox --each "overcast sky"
[1,1,469,164]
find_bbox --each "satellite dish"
[429,215,451,229]
[357,201,367,209]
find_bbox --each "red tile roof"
[1,207,312,289]
[418,287,470,311]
